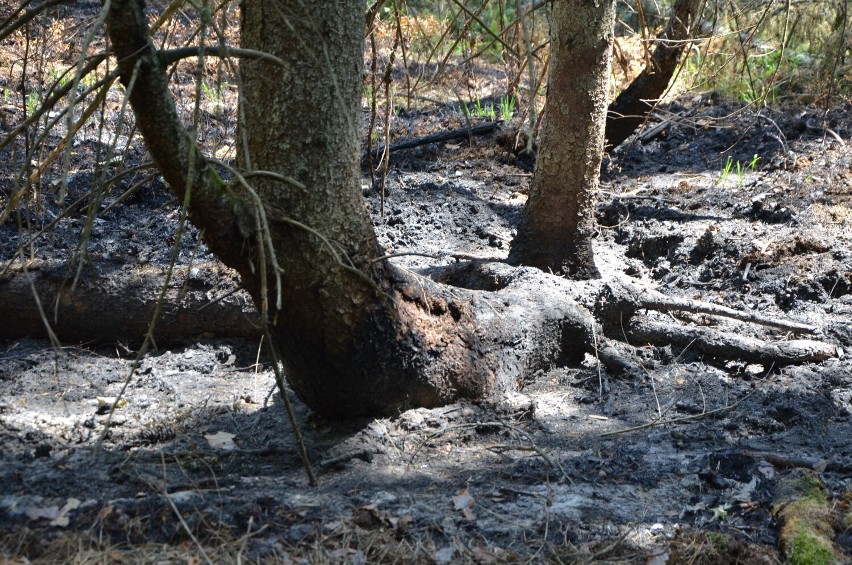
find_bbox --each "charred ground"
[1,93,850,562]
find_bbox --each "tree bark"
[605,0,704,149]
[508,0,617,279]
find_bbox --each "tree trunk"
[605,0,704,149]
[508,0,617,279]
[103,0,604,418]
[235,1,480,416]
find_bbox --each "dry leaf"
[204,431,236,451]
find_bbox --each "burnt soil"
[1,59,852,565]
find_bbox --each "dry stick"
[805,119,846,146]
[625,283,817,333]
[60,0,112,205]
[95,147,196,455]
[0,168,157,279]
[380,23,397,217]
[410,421,571,484]
[0,0,64,43]
[449,0,521,60]
[600,388,756,437]
[159,455,216,565]
[158,46,286,67]
[365,0,388,34]
[255,223,316,486]
[406,2,462,95]
[364,121,500,161]
[392,0,413,108]
[366,32,379,189]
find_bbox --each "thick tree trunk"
[605,0,704,149]
[508,0,617,279]
[235,1,475,416]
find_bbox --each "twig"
[363,122,500,162]
[624,282,817,333]
[158,46,286,67]
[411,421,571,483]
[159,454,215,565]
[599,389,755,437]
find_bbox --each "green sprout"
[25,91,39,117]
[748,153,761,170]
[719,155,734,184]
[201,81,226,113]
[500,95,516,121]
[720,153,761,186]
[469,98,496,119]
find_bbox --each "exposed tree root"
[1,258,840,394]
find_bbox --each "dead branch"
[627,318,836,365]
[600,280,817,334]
[363,121,500,163]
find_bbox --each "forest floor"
[0,6,851,559]
[1,94,850,563]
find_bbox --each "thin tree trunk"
[605,0,704,149]
[508,0,617,279]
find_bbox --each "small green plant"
[201,81,226,113]
[719,153,761,186]
[464,98,496,120]
[499,95,516,121]
[719,155,734,184]
[747,153,760,171]
[25,91,39,117]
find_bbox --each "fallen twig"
[627,319,835,365]
[599,389,755,437]
[363,121,500,162]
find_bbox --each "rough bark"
[0,260,258,344]
[508,0,617,279]
[605,0,704,149]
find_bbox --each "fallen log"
[0,259,260,345]
[603,279,817,334]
